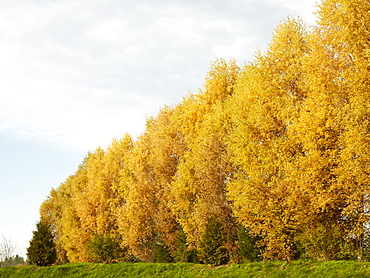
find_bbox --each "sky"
[0,0,318,259]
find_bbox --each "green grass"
[1,260,370,278]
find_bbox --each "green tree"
[27,221,57,266]
[198,217,229,266]
[238,226,262,262]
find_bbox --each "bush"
[297,222,356,260]
[238,225,263,262]
[174,228,199,263]
[87,234,126,263]
[153,238,173,263]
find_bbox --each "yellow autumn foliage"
[38,0,370,263]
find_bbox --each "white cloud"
[0,0,318,153]
[0,77,161,152]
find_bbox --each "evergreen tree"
[27,221,57,266]
[198,217,229,265]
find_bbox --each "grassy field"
[1,260,370,278]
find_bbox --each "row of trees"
[37,0,370,264]
[1,255,25,267]
[0,236,23,267]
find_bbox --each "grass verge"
[1,260,370,278]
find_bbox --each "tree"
[56,162,91,262]
[116,131,160,262]
[117,107,181,262]
[171,59,239,251]
[198,217,229,266]
[0,236,16,267]
[226,18,309,260]
[27,221,57,266]
[288,0,370,260]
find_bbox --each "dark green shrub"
[238,225,263,262]
[296,222,356,261]
[198,217,229,265]
[27,221,57,266]
[153,238,173,263]
[87,234,126,263]
[174,228,199,263]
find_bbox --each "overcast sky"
[0,0,317,259]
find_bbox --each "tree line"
[34,0,370,265]
[0,236,25,267]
